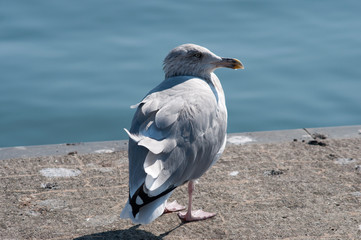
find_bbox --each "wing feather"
[155,97,184,128]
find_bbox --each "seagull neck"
[209,73,224,96]
[206,73,226,107]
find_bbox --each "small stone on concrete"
[40,182,59,190]
[39,168,81,178]
[227,136,254,145]
[308,140,327,146]
[335,158,356,165]
[351,192,361,197]
[229,171,239,176]
[263,169,284,176]
[94,149,115,154]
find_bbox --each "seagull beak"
[216,58,244,70]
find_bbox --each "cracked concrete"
[1,125,361,239]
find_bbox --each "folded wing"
[122,76,227,224]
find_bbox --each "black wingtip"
[129,184,176,217]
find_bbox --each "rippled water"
[1,0,360,147]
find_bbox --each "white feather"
[144,159,163,178]
[138,137,176,154]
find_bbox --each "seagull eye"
[193,52,202,58]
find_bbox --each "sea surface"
[1,0,360,147]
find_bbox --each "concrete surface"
[1,125,361,239]
[1,125,360,161]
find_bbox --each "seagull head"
[163,43,243,81]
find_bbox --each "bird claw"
[164,200,186,213]
[177,210,216,222]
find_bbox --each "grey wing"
[126,76,227,199]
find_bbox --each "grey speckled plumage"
[120,44,243,224]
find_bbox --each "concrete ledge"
[1,125,361,239]
[228,125,361,145]
[0,140,128,161]
[1,125,360,160]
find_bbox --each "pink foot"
[177,209,216,222]
[164,200,186,213]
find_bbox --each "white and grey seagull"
[120,43,243,224]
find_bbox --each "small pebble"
[66,143,80,146]
[312,133,327,139]
[264,169,284,176]
[41,182,59,190]
[308,140,326,146]
[335,158,355,165]
[94,149,114,154]
[351,192,361,197]
[229,171,239,176]
[40,168,81,178]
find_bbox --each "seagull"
[120,43,243,224]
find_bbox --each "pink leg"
[164,200,185,213]
[177,180,216,222]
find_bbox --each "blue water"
[1,0,361,147]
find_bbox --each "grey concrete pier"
[1,125,361,239]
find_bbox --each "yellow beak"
[216,58,244,70]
